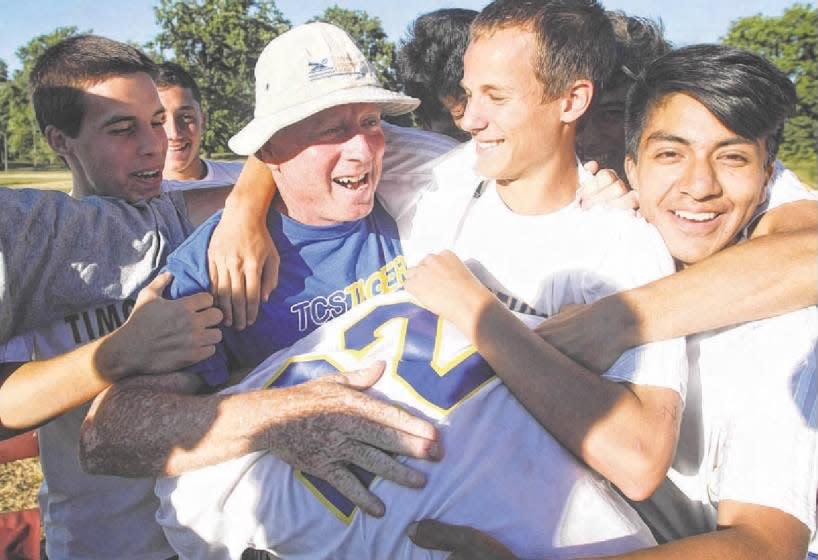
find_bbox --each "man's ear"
[560,79,594,124]
[45,125,72,158]
[624,155,639,190]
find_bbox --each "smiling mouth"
[133,170,161,180]
[167,143,190,152]
[333,173,369,190]
[673,209,719,222]
[476,139,503,150]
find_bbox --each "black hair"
[156,61,202,104]
[626,44,797,166]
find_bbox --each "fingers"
[324,466,386,517]
[136,271,173,304]
[213,263,233,328]
[243,260,262,327]
[261,252,279,301]
[329,361,386,390]
[582,159,601,175]
[341,440,426,489]
[407,519,469,551]
[229,267,248,332]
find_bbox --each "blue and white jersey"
[156,291,656,560]
[164,200,405,386]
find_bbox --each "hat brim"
[228,86,420,156]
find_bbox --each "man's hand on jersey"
[405,251,493,337]
[407,519,520,560]
[208,154,280,331]
[266,361,441,517]
[577,160,639,211]
[105,272,223,380]
[534,297,631,374]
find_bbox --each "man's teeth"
[477,140,502,149]
[334,173,368,189]
[134,170,160,179]
[674,210,717,222]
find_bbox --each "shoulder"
[382,123,458,175]
[202,159,244,184]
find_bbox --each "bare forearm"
[0,334,134,430]
[588,525,807,560]
[223,154,276,219]
[466,297,677,499]
[614,229,817,347]
[80,380,275,477]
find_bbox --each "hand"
[267,362,442,517]
[534,298,630,374]
[208,155,280,330]
[578,160,639,211]
[104,272,223,379]
[407,519,519,560]
[405,251,492,336]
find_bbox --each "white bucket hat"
[229,22,420,155]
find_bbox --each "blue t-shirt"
[164,200,405,386]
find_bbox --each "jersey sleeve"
[583,210,689,399]
[163,212,230,386]
[0,189,191,342]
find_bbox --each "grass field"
[0,169,72,191]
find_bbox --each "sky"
[0,0,799,74]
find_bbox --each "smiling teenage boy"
[410,44,818,560]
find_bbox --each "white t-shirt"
[750,160,818,229]
[161,159,244,191]
[633,307,818,545]
[636,166,818,552]
[156,291,656,560]
[399,142,687,396]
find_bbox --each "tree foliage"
[151,0,291,155]
[723,4,817,173]
[2,26,83,167]
[309,5,399,91]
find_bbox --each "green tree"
[723,4,817,182]
[152,0,291,155]
[309,5,400,91]
[0,59,8,82]
[6,26,83,167]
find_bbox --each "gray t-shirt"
[0,188,193,341]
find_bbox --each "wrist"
[596,293,640,351]
[94,329,133,382]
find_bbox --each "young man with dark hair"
[410,43,817,560]
[397,8,477,141]
[155,61,243,183]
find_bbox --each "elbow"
[615,455,666,502]
[589,434,673,501]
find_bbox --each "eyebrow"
[644,131,755,149]
[100,108,165,128]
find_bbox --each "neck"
[494,146,579,215]
[165,158,207,181]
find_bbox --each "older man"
[80,23,453,518]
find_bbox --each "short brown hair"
[29,35,157,137]
[471,0,616,99]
